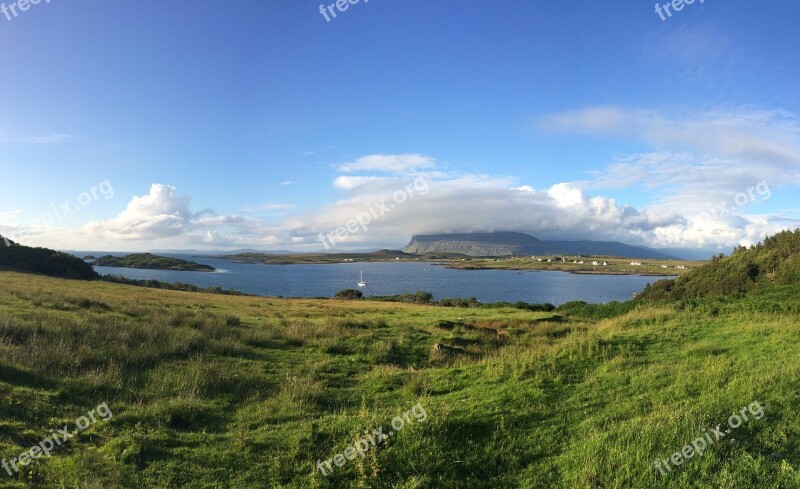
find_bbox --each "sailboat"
[357,270,367,287]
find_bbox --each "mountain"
[654,247,719,261]
[403,232,673,259]
[639,229,800,301]
[0,236,99,280]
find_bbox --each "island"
[92,253,216,272]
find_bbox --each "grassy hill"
[1,267,800,487]
[0,236,98,280]
[92,253,216,272]
[639,229,800,301]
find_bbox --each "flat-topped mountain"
[403,232,672,259]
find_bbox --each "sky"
[1,0,799,254]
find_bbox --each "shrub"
[333,289,363,300]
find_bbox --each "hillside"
[639,229,800,301]
[0,236,98,280]
[0,271,798,487]
[403,232,672,259]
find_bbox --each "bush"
[334,289,363,300]
[557,300,636,320]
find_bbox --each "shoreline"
[442,264,681,277]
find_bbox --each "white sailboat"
[357,270,367,287]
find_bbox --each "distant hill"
[149,248,302,255]
[639,229,800,301]
[93,253,216,272]
[403,232,673,259]
[220,249,424,265]
[0,236,99,280]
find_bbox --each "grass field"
[445,256,700,276]
[1,271,799,488]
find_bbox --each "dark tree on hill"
[0,236,99,280]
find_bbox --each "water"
[91,255,671,305]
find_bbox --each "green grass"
[1,271,800,488]
[446,255,700,276]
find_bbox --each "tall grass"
[0,271,799,487]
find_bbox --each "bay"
[91,255,671,305]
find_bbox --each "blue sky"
[1,0,799,253]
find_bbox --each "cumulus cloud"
[80,184,263,247]
[539,106,800,248]
[84,184,192,240]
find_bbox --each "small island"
[92,253,216,272]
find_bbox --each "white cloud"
[0,127,72,144]
[333,176,388,190]
[242,203,295,212]
[26,134,72,144]
[544,105,800,217]
[83,184,191,240]
[338,154,436,174]
[540,106,635,135]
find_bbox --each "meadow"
[1,270,799,488]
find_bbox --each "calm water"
[90,255,671,305]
